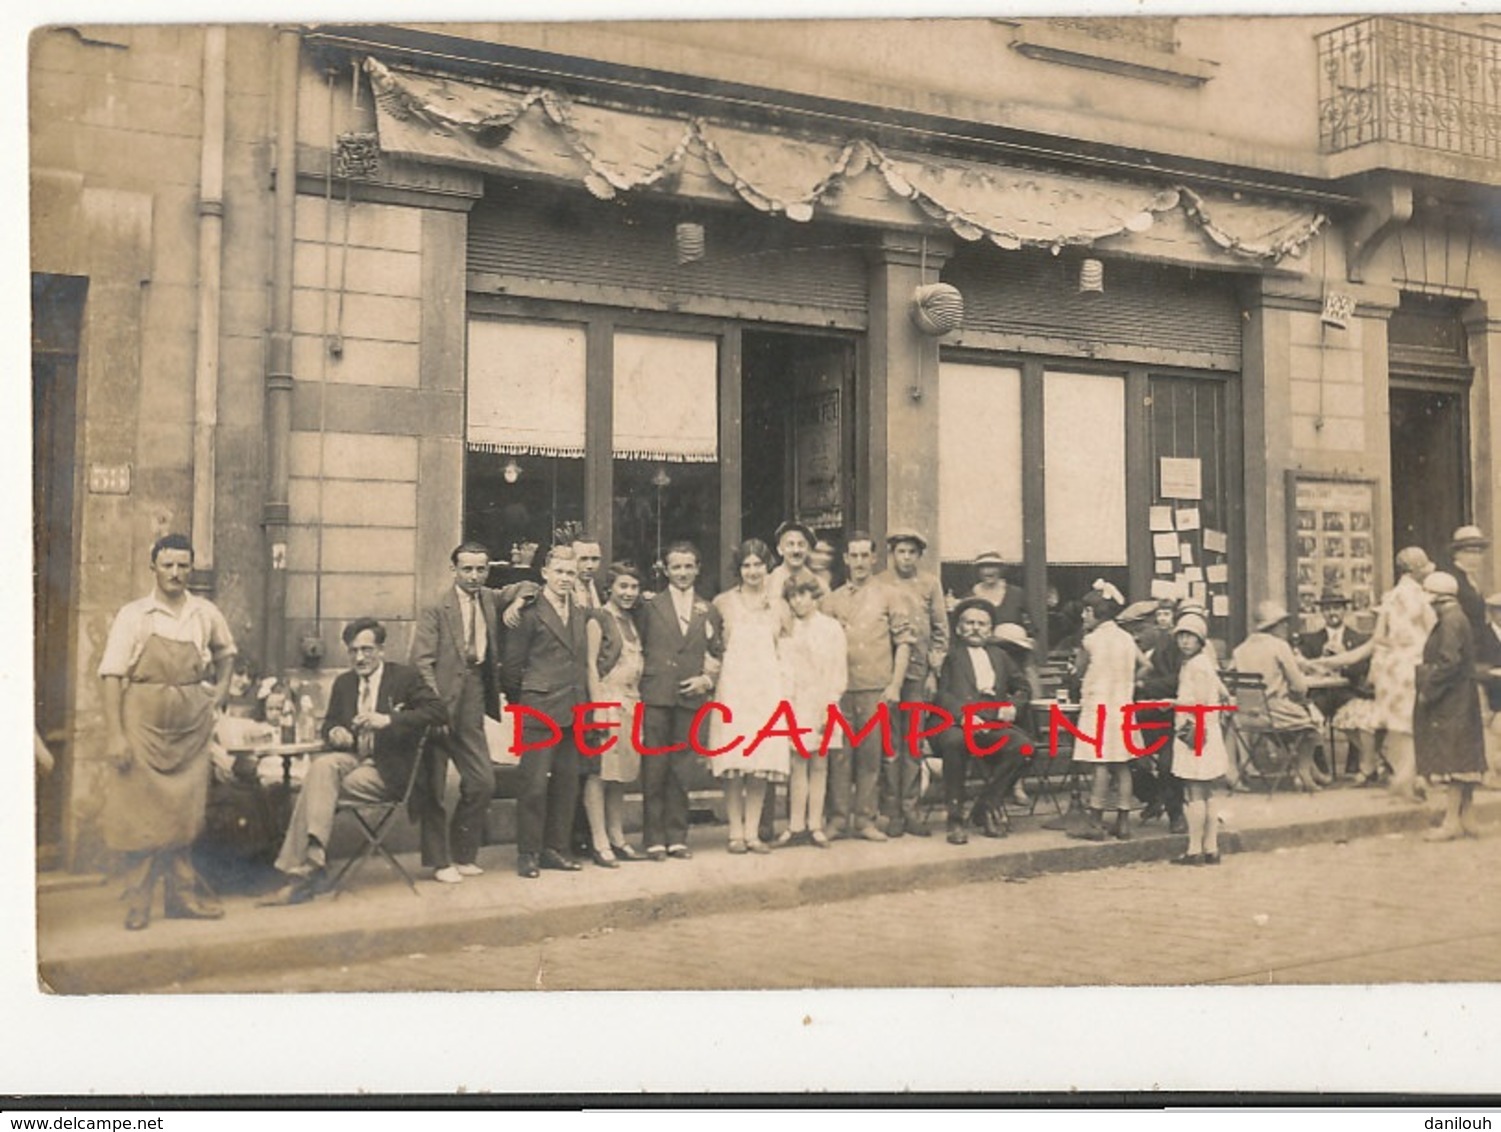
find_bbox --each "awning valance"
[366,56,1326,264]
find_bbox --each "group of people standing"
[94,517,1496,928]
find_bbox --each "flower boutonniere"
[693,600,710,618]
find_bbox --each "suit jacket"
[501,594,590,736]
[1297,625,1373,694]
[936,641,1032,721]
[411,582,531,721]
[968,583,1031,632]
[1477,618,1501,712]
[638,587,725,709]
[322,661,445,798]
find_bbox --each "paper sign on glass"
[1155,559,1173,575]
[1212,595,1231,617]
[1153,532,1179,557]
[1150,579,1177,600]
[1207,563,1229,584]
[1184,566,1205,583]
[1160,456,1202,500]
[1203,528,1228,554]
[1190,582,1209,606]
[1179,542,1195,565]
[1175,507,1201,531]
[1149,506,1174,531]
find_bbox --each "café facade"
[32,18,1501,863]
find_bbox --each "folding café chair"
[1222,672,1312,793]
[327,728,433,898]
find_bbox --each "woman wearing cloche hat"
[1169,613,1232,866]
[1414,572,1487,840]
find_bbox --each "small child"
[777,576,848,848]
[1171,613,1232,865]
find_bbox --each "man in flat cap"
[880,529,948,836]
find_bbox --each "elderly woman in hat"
[1232,599,1324,792]
[1321,547,1437,803]
[1414,572,1487,840]
[1169,612,1232,865]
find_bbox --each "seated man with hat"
[1298,588,1377,781]
[1232,599,1325,792]
[933,598,1034,843]
[962,551,1030,630]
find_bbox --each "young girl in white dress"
[1170,612,1232,866]
[1070,581,1144,841]
[709,539,791,853]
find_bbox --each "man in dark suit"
[411,541,534,882]
[1297,587,1372,777]
[265,618,445,904]
[502,544,591,878]
[933,598,1032,844]
[637,540,723,861]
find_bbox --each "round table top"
[226,740,324,757]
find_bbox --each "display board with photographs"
[1287,473,1379,632]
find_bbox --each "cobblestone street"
[166,829,1501,993]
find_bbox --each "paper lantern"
[675,222,706,265]
[1079,258,1105,295]
[911,282,964,336]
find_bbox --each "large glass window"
[612,330,721,587]
[464,318,586,577]
[938,361,1024,597]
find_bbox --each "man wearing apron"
[98,534,237,930]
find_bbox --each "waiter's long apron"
[105,634,216,853]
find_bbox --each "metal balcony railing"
[1317,16,1501,160]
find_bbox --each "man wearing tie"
[638,541,723,861]
[411,542,532,882]
[265,618,444,904]
[502,545,591,877]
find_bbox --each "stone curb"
[39,793,1497,994]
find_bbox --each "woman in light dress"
[1169,613,1232,866]
[709,539,791,854]
[1320,547,1436,803]
[582,562,646,867]
[1070,581,1145,842]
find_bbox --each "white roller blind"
[938,362,1023,562]
[613,331,719,462]
[1044,371,1127,565]
[466,320,586,456]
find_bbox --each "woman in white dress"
[582,562,646,867]
[1169,613,1232,866]
[709,538,791,854]
[1070,581,1145,842]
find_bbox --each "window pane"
[1044,370,1126,566]
[612,331,720,587]
[467,319,586,456]
[938,362,1023,563]
[465,319,586,576]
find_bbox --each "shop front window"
[1044,370,1128,653]
[611,330,721,589]
[464,318,586,579]
[937,361,1024,601]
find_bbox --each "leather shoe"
[946,826,969,846]
[907,819,931,837]
[259,877,318,906]
[858,825,889,842]
[981,807,1008,839]
[517,853,541,879]
[164,892,225,920]
[540,849,583,872]
[1171,853,1203,866]
[646,847,667,862]
[886,817,906,838]
[123,894,152,931]
[667,845,693,860]
[611,843,645,862]
[590,848,620,869]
